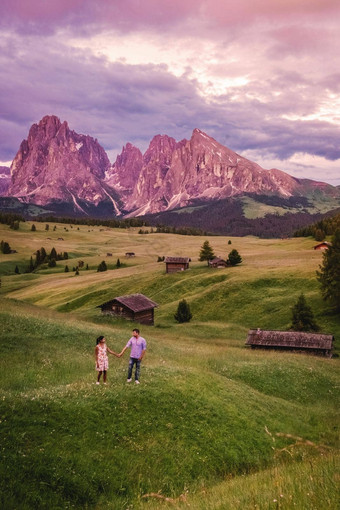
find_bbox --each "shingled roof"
[98,293,158,312]
[164,257,191,263]
[246,329,334,356]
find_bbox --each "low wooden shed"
[246,329,334,357]
[97,293,158,325]
[208,257,228,268]
[165,256,190,273]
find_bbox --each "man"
[119,328,146,384]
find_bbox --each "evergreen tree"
[40,247,47,263]
[1,240,11,254]
[290,293,319,332]
[199,240,215,264]
[49,247,57,260]
[314,228,325,242]
[85,264,89,270]
[63,252,68,260]
[75,268,79,276]
[227,249,242,266]
[116,258,121,268]
[174,299,193,323]
[31,224,36,232]
[316,230,340,311]
[45,224,49,231]
[35,250,41,268]
[228,240,232,245]
[48,258,56,268]
[14,265,20,274]
[29,256,34,272]
[64,265,69,273]
[97,261,107,272]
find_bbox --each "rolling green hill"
[0,221,339,509]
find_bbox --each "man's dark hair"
[133,328,140,334]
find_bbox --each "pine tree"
[290,293,319,331]
[174,299,193,323]
[29,256,34,272]
[316,230,340,311]
[48,258,56,268]
[199,240,215,265]
[14,265,20,274]
[49,247,57,260]
[40,247,47,263]
[35,250,41,268]
[45,224,49,231]
[64,265,69,273]
[227,249,242,266]
[31,224,36,232]
[116,258,121,268]
[1,241,11,254]
[97,261,107,272]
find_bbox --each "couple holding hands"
[95,328,146,385]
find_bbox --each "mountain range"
[1,115,340,229]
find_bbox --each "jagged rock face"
[7,115,113,207]
[0,166,11,194]
[104,143,143,200]
[123,129,300,215]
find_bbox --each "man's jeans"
[128,357,141,381]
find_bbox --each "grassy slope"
[0,222,339,509]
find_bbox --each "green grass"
[0,222,339,509]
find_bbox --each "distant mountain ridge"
[3,115,340,217]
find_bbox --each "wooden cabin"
[246,329,334,357]
[165,256,190,273]
[208,257,228,268]
[314,242,331,250]
[97,293,158,325]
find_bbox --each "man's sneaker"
[127,378,132,382]
[135,380,140,384]
[96,382,100,385]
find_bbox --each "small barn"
[97,293,158,325]
[246,329,334,357]
[314,242,331,250]
[208,257,228,268]
[165,256,190,273]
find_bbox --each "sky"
[1,0,340,185]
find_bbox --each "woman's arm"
[107,346,119,357]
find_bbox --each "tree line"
[294,211,340,240]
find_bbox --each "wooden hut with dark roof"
[165,256,190,273]
[208,257,228,268]
[97,293,158,325]
[246,329,334,357]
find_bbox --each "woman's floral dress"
[96,343,109,371]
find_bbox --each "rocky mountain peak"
[7,115,117,211]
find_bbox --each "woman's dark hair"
[96,335,104,345]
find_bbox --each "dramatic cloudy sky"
[1,0,340,184]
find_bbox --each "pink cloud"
[2,0,339,35]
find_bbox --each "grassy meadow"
[0,220,339,509]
